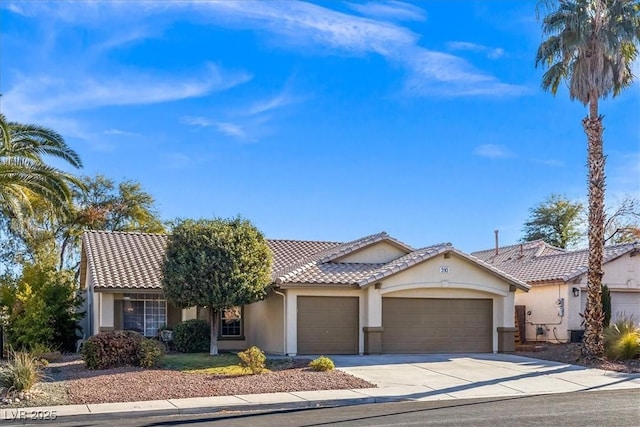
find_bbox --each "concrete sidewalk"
[5,354,640,422]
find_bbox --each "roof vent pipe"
[494,230,499,255]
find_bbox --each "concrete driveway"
[330,353,640,401]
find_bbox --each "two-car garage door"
[296,296,493,354]
[382,298,493,353]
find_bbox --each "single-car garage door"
[297,296,358,354]
[382,298,492,353]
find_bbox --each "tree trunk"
[582,99,606,360]
[209,307,219,356]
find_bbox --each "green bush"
[138,338,166,368]
[604,317,640,360]
[0,262,84,353]
[173,320,210,353]
[238,346,266,374]
[0,350,43,392]
[81,330,144,369]
[309,356,335,371]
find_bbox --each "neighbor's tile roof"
[472,240,639,284]
[82,230,529,291]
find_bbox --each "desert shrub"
[173,319,210,353]
[604,317,640,360]
[138,338,166,368]
[0,350,43,392]
[238,346,266,374]
[81,330,144,369]
[309,356,335,371]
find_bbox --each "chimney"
[494,230,499,255]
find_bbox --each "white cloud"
[245,93,297,116]
[347,1,426,22]
[403,49,528,97]
[94,27,157,51]
[4,64,251,122]
[191,1,524,96]
[7,1,526,98]
[447,41,505,60]
[474,144,514,159]
[103,129,141,137]
[182,116,214,127]
[214,122,247,139]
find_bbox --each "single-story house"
[80,230,530,355]
[472,240,640,343]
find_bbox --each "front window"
[122,293,166,337]
[220,306,243,339]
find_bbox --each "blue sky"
[1,1,638,252]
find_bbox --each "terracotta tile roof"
[267,239,341,276]
[81,230,530,291]
[82,230,167,290]
[272,231,413,283]
[472,241,640,284]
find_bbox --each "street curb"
[21,396,412,423]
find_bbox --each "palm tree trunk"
[582,95,606,359]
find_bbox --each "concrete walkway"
[6,354,640,422]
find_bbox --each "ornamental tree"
[161,217,272,355]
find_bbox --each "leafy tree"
[162,217,272,355]
[536,0,639,359]
[522,194,584,249]
[1,174,165,272]
[0,113,82,221]
[0,258,84,352]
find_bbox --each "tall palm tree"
[536,0,639,359]
[0,113,83,221]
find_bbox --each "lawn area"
[161,352,297,375]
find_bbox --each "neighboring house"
[80,230,529,355]
[472,240,640,343]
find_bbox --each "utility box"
[569,329,585,343]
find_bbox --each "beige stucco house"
[472,240,640,343]
[80,230,529,355]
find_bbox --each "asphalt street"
[13,389,640,427]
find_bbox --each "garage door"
[611,292,640,322]
[297,296,358,354]
[382,298,492,353]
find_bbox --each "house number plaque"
[440,266,449,274]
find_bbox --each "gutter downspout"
[273,289,287,355]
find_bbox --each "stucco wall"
[378,253,514,297]
[336,241,409,264]
[517,252,640,343]
[246,293,285,354]
[515,283,571,342]
[99,293,114,331]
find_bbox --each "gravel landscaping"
[13,355,374,408]
[516,342,640,373]
[6,343,639,408]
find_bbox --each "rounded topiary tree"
[162,217,272,355]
